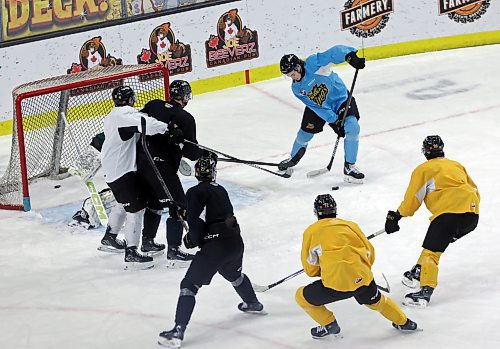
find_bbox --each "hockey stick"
[183,140,292,178]
[62,113,109,226]
[252,229,386,292]
[307,68,359,178]
[140,117,189,232]
[217,157,282,167]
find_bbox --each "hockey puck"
[54,185,61,189]
[331,186,339,191]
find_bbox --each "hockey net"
[0,63,169,211]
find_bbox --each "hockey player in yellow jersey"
[385,135,480,308]
[295,194,418,339]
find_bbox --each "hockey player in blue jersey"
[278,45,366,183]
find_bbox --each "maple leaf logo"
[70,63,82,74]
[140,49,152,63]
[208,35,219,49]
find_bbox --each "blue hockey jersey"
[291,45,356,123]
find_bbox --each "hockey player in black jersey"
[137,80,203,264]
[158,155,264,349]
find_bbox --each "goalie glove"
[68,145,102,182]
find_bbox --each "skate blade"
[401,277,419,289]
[124,261,155,271]
[343,175,364,184]
[395,327,424,333]
[312,333,343,340]
[402,297,428,309]
[142,250,165,257]
[166,259,192,269]
[97,245,125,253]
[240,309,268,316]
[158,337,181,349]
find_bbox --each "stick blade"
[306,168,329,178]
[252,283,270,292]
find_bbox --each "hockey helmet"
[422,135,445,160]
[313,194,337,219]
[169,80,192,102]
[195,156,217,182]
[112,85,136,107]
[280,54,304,75]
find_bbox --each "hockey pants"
[174,236,258,326]
[296,280,407,326]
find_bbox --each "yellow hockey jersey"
[300,218,375,292]
[397,158,480,221]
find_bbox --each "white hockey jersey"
[101,105,168,183]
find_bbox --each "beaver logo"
[67,36,123,96]
[340,0,394,38]
[439,0,490,23]
[205,9,259,68]
[67,36,122,74]
[137,22,192,77]
[307,84,329,107]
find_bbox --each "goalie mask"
[195,156,217,182]
[112,86,136,107]
[422,135,445,160]
[313,194,337,219]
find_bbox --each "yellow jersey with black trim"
[397,158,480,221]
[300,218,375,292]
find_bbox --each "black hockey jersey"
[138,99,202,175]
[186,181,240,246]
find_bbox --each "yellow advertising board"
[2,0,123,43]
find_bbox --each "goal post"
[0,63,169,211]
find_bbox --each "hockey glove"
[167,201,188,221]
[183,234,197,249]
[385,210,402,234]
[345,51,366,70]
[331,118,345,138]
[202,150,218,162]
[167,122,184,144]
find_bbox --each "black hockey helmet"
[195,156,217,182]
[169,80,192,102]
[112,85,136,106]
[280,54,304,74]
[422,135,445,160]
[314,194,337,219]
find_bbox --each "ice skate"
[97,228,126,253]
[158,324,185,348]
[237,301,267,315]
[403,286,434,308]
[311,320,342,340]
[140,237,165,256]
[343,162,364,184]
[166,246,194,268]
[402,264,421,288]
[392,318,420,332]
[124,246,154,270]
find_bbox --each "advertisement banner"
[2,0,123,43]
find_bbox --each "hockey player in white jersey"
[101,85,169,269]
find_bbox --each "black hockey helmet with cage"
[195,156,217,182]
[422,135,445,160]
[280,54,304,74]
[169,80,192,101]
[314,194,337,219]
[112,86,136,106]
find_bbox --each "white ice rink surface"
[1,45,500,349]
